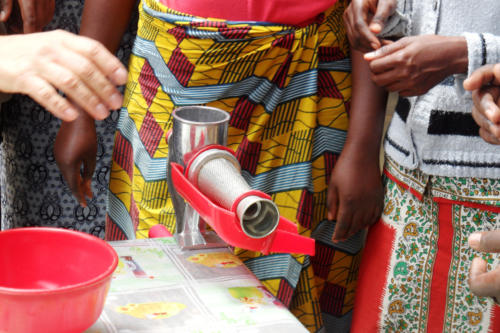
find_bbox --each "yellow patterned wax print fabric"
[106,0,362,331]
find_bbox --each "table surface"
[86,238,307,333]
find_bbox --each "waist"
[159,0,336,26]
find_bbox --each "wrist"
[341,141,382,165]
[446,36,468,75]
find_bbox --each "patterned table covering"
[86,238,307,333]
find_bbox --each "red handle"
[170,162,315,255]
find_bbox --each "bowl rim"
[0,227,118,296]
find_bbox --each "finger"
[469,258,500,297]
[472,90,495,119]
[18,0,37,33]
[471,106,491,132]
[37,60,111,120]
[479,127,500,145]
[83,178,93,199]
[471,97,500,141]
[82,157,96,199]
[63,164,87,207]
[0,0,12,21]
[350,1,381,50]
[364,39,407,61]
[53,47,124,110]
[368,48,405,74]
[464,64,500,91]
[469,231,500,253]
[472,104,500,143]
[18,76,79,121]
[327,185,339,221]
[370,69,402,89]
[369,0,397,34]
[345,211,363,239]
[332,203,353,241]
[59,31,128,86]
[479,89,500,124]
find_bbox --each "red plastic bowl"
[0,227,118,333]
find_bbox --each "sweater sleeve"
[378,0,412,39]
[455,32,500,97]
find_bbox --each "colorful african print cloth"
[106,0,361,331]
[352,157,500,333]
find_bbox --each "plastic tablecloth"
[86,238,307,333]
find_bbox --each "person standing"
[342,0,500,331]
[0,0,136,238]
[54,0,388,331]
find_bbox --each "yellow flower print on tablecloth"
[229,287,265,309]
[116,302,186,319]
[228,286,283,310]
[187,252,242,268]
[114,259,126,276]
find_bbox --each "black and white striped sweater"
[380,0,500,179]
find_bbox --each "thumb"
[469,230,500,253]
[0,0,12,21]
[369,0,397,34]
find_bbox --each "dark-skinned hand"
[328,148,384,241]
[54,113,96,207]
[364,35,468,97]
[343,0,397,52]
[0,0,54,33]
[464,64,500,145]
[468,231,500,303]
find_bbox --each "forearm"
[80,0,136,53]
[343,49,388,161]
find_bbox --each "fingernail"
[364,51,376,60]
[369,23,382,33]
[327,213,333,220]
[109,93,123,109]
[0,11,5,21]
[63,108,78,120]
[96,103,109,119]
[468,232,481,248]
[112,67,128,84]
[370,42,380,50]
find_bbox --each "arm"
[329,49,387,241]
[54,0,136,206]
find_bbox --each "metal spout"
[187,148,279,239]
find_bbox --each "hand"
[468,231,500,302]
[54,114,97,206]
[364,35,468,96]
[0,0,55,33]
[328,151,384,241]
[463,64,500,144]
[343,0,397,52]
[0,30,127,121]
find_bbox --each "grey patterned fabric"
[0,0,137,238]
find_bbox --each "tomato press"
[167,106,315,255]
